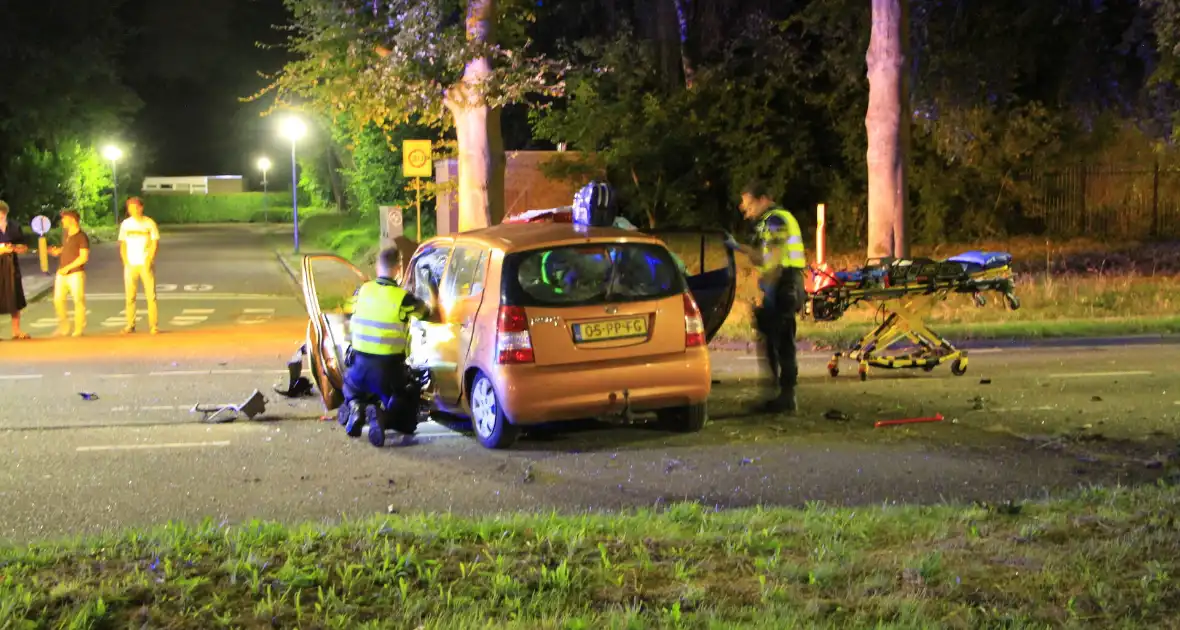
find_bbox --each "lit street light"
[279,117,307,253]
[257,156,272,223]
[102,145,124,225]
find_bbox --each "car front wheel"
[469,372,521,449]
[657,401,708,433]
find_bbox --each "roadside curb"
[24,275,54,305]
[273,250,306,309]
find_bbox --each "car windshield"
[504,242,686,306]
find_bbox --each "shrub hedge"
[141,193,309,224]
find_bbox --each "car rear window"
[502,242,687,306]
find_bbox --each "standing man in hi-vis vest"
[724,181,807,414]
[339,246,430,446]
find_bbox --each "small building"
[142,175,246,195]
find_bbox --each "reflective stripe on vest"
[350,281,410,355]
[757,208,806,271]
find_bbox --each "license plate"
[574,316,648,342]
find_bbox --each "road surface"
[0,225,1176,542]
[11,224,305,334]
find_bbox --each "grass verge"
[2,484,1178,628]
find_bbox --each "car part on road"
[190,389,267,423]
[79,392,99,401]
[470,372,520,449]
[874,413,945,428]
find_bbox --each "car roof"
[420,222,665,254]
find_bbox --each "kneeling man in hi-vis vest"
[724,181,807,415]
[339,246,431,446]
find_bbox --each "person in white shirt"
[118,197,160,334]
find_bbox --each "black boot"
[344,400,365,437]
[759,389,798,415]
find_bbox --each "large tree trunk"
[443,0,503,232]
[865,0,909,258]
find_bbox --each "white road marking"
[1048,371,1153,379]
[145,369,288,377]
[87,293,290,301]
[28,311,93,329]
[170,308,213,327]
[0,374,42,381]
[238,307,276,325]
[102,311,142,328]
[76,441,231,452]
[986,406,1057,412]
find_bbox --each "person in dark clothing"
[0,200,31,340]
[724,181,808,414]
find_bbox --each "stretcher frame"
[807,260,1020,381]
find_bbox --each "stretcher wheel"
[828,363,839,378]
[858,367,868,381]
[923,363,937,372]
[950,359,967,376]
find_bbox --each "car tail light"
[683,293,705,348]
[496,305,535,364]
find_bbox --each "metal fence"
[1027,163,1180,239]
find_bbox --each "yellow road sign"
[402,140,432,178]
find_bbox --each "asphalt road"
[10,224,305,336]
[0,225,1177,543]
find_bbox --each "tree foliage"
[0,0,140,221]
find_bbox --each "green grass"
[2,484,1178,628]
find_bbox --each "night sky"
[117,0,292,178]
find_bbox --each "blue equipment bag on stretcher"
[946,251,1012,273]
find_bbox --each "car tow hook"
[607,390,637,424]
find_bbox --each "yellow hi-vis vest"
[350,279,412,356]
[756,207,806,272]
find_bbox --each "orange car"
[302,222,736,449]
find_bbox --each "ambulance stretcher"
[804,250,1020,380]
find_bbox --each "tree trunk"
[865,0,909,258]
[443,0,503,232]
[325,143,346,212]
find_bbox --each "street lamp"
[102,145,123,225]
[257,156,272,223]
[279,117,307,253]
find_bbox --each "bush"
[299,212,381,265]
[143,193,311,224]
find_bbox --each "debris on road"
[979,378,992,385]
[191,389,267,423]
[824,409,850,422]
[521,462,535,484]
[875,413,945,429]
[1091,395,1104,402]
[78,392,99,401]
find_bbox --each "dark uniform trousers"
[755,267,805,394]
[343,350,408,414]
